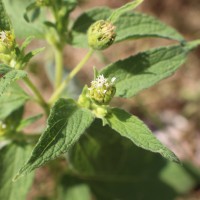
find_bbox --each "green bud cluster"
[0,30,16,65]
[87,20,116,50]
[88,74,116,105]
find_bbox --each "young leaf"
[0,0,11,30]
[0,84,29,120]
[20,36,35,52]
[0,143,34,200]
[101,40,200,98]
[70,7,184,48]
[22,47,45,67]
[108,0,143,23]
[0,70,27,96]
[14,98,95,179]
[16,114,43,132]
[105,108,179,163]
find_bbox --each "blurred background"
[23,0,200,199]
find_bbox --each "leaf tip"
[12,173,21,182]
[160,149,181,164]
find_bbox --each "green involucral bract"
[87,20,116,50]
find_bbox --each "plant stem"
[55,47,63,89]
[23,77,50,115]
[49,49,94,105]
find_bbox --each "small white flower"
[0,121,6,129]
[89,74,116,90]
[0,31,7,42]
[111,77,116,83]
[2,124,6,129]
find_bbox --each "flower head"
[87,20,116,50]
[88,74,116,104]
[0,30,16,65]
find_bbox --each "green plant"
[0,0,200,199]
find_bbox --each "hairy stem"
[23,77,50,115]
[49,49,94,105]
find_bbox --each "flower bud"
[88,74,116,105]
[87,20,116,50]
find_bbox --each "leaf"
[0,69,27,96]
[105,108,179,163]
[101,40,200,98]
[0,142,34,200]
[14,98,95,179]
[22,47,45,66]
[70,7,184,48]
[68,119,179,200]
[114,12,184,43]
[0,84,29,120]
[20,36,35,52]
[16,114,43,132]
[2,0,45,38]
[108,0,143,23]
[0,0,11,30]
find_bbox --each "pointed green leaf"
[0,143,34,200]
[108,0,143,23]
[105,108,179,163]
[70,7,184,48]
[0,0,11,30]
[0,84,29,120]
[22,47,45,66]
[15,98,94,179]
[0,70,27,96]
[20,36,35,51]
[101,40,200,98]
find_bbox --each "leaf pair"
[14,38,200,179]
[14,100,178,179]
